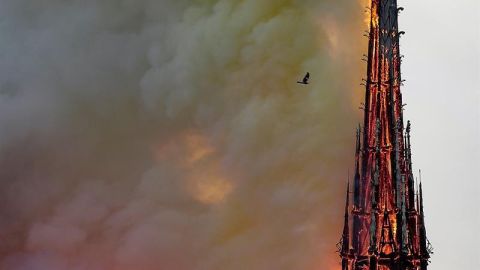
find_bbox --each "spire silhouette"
[338,1,431,269]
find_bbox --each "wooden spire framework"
[338,1,432,269]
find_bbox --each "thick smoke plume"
[0,0,365,269]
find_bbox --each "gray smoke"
[0,0,365,269]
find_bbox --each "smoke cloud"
[0,0,365,269]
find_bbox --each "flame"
[359,0,371,27]
[358,0,380,28]
[370,2,379,28]
[391,218,398,235]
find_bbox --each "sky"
[0,0,477,270]
[399,0,479,269]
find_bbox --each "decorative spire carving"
[338,1,432,269]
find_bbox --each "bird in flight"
[297,72,310,85]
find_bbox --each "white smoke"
[0,0,365,269]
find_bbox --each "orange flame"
[359,0,371,27]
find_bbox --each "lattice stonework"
[337,1,432,269]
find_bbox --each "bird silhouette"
[297,72,310,85]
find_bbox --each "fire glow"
[338,1,432,269]
[0,0,368,269]
[154,131,233,205]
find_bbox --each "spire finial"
[340,177,351,256]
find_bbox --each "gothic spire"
[405,121,416,211]
[341,181,351,256]
[353,126,361,208]
[337,1,430,269]
[418,181,430,263]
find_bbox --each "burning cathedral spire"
[338,0,433,269]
